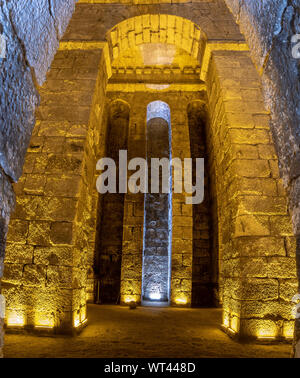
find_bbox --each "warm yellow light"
[124,296,136,304]
[223,312,230,328]
[140,43,176,65]
[222,312,238,335]
[74,313,81,328]
[231,317,239,333]
[35,325,54,329]
[74,310,87,328]
[146,84,171,91]
[175,297,187,305]
[80,306,87,323]
[7,311,25,327]
[256,326,277,339]
[34,314,54,329]
[283,322,294,339]
[227,327,237,335]
[257,335,276,340]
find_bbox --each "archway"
[2,12,297,343]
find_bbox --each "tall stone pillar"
[170,103,193,306]
[206,49,297,340]
[120,101,146,304]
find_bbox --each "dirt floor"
[4,304,292,358]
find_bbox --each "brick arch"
[108,98,131,112]
[105,14,207,69]
[3,8,297,343]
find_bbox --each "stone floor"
[4,304,291,358]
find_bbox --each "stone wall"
[143,116,171,303]
[94,100,129,304]
[106,91,202,306]
[63,1,243,42]
[0,0,77,355]
[3,47,107,332]
[224,0,300,351]
[206,49,297,339]
[187,101,215,307]
[1,0,299,352]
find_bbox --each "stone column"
[206,49,297,339]
[2,48,107,333]
[120,101,146,304]
[142,116,171,303]
[170,103,193,306]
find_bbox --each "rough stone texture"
[2,48,106,332]
[107,91,201,306]
[3,304,291,358]
[63,1,244,42]
[0,0,77,181]
[0,0,77,356]
[187,102,215,307]
[0,169,15,358]
[206,49,297,339]
[0,2,39,182]
[223,0,300,353]
[1,0,299,355]
[143,116,171,303]
[224,0,300,191]
[94,100,129,304]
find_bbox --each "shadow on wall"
[94,100,130,304]
[187,101,217,308]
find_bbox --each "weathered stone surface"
[95,100,129,304]
[0,0,80,350]
[143,117,171,302]
[0,0,77,195]
[0,0,299,355]
[0,3,39,181]
[63,2,243,42]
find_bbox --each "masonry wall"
[206,49,297,339]
[107,91,202,306]
[223,0,300,349]
[187,101,215,307]
[0,0,299,352]
[94,100,129,304]
[143,116,171,303]
[0,0,244,351]
[3,47,108,332]
[0,0,77,355]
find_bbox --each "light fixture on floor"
[175,297,187,305]
[149,292,161,301]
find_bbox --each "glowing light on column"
[149,292,161,301]
[142,101,172,304]
[7,310,25,327]
[175,297,187,305]
[74,312,81,328]
[34,313,54,329]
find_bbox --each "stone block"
[28,221,51,246]
[50,222,73,245]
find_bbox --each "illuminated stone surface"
[3,304,291,358]
[0,0,300,357]
[94,100,129,304]
[142,106,171,303]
